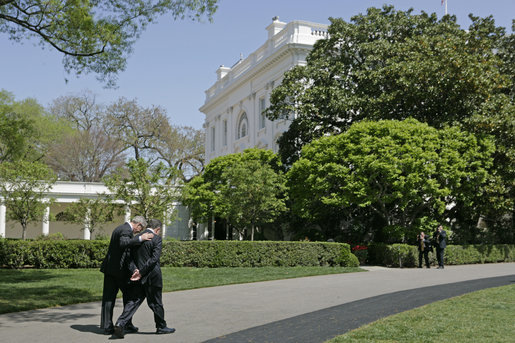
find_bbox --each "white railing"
[203,20,328,103]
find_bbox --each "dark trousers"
[418,250,430,268]
[436,247,445,267]
[100,274,134,329]
[116,282,167,329]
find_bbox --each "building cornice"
[199,20,328,115]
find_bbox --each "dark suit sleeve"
[139,236,162,278]
[119,225,141,250]
[127,247,138,274]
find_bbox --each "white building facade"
[200,18,328,162]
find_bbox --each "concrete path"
[0,263,513,343]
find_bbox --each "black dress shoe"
[103,327,114,335]
[114,325,125,339]
[124,324,139,333]
[156,327,176,334]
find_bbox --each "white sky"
[1,0,513,129]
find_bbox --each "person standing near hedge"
[417,231,431,268]
[113,219,175,338]
[100,216,154,335]
[433,225,447,269]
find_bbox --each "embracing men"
[100,216,153,334]
[113,218,175,338]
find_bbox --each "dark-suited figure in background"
[100,216,153,334]
[433,225,447,269]
[417,231,431,268]
[113,219,175,339]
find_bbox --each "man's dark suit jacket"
[101,222,141,278]
[130,228,163,288]
[433,230,447,249]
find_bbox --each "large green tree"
[266,6,511,166]
[0,89,70,163]
[287,119,495,243]
[0,160,57,240]
[0,0,218,86]
[181,149,287,240]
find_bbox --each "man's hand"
[130,269,141,281]
[140,232,154,241]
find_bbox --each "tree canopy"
[287,119,495,243]
[0,160,56,240]
[104,158,178,223]
[0,0,219,86]
[266,6,512,166]
[181,149,287,240]
[0,89,70,163]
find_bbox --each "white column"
[0,204,6,238]
[42,206,50,236]
[83,208,91,240]
[124,206,131,223]
[161,209,168,238]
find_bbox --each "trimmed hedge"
[367,243,515,268]
[0,239,358,269]
[160,241,358,267]
[0,240,107,268]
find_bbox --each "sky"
[1,0,513,129]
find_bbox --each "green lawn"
[0,266,362,314]
[327,284,515,343]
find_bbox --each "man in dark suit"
[433,225,447,269]
[100,216,154,334]
[113,219,175,338]
[417,231,432,268]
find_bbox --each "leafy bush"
[34,232,66,241]
[160,241,358,268]
[368,243,515,267]
[0,239,358,269]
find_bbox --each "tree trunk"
[251,225,255,241]
[22,222,27,240]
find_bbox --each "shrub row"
[0,239,358,269]
[367,243,515,268]
[0,240,107,268]
[160,241,358,267]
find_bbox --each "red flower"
[351,245,368,251]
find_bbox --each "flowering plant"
[351,245,368,265]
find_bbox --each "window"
[211,126,215,151]
[223,120,228,146]
[237,112,248,139]
[259,97,266,129]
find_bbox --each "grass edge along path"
[0,266,363,314]
[327,283,515,343]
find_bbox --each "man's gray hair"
[131,216,147,228]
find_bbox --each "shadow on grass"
[0,285,99,314]
[0,269,59,283]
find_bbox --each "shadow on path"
[205,275,515,343]
[70,324,104,335]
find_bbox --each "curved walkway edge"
[0,263,513,343]
[205,274,514,343]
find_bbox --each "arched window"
[237,112,248,139]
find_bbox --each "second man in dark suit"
[433,225,447,269]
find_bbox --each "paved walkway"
[0,263,513,343]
